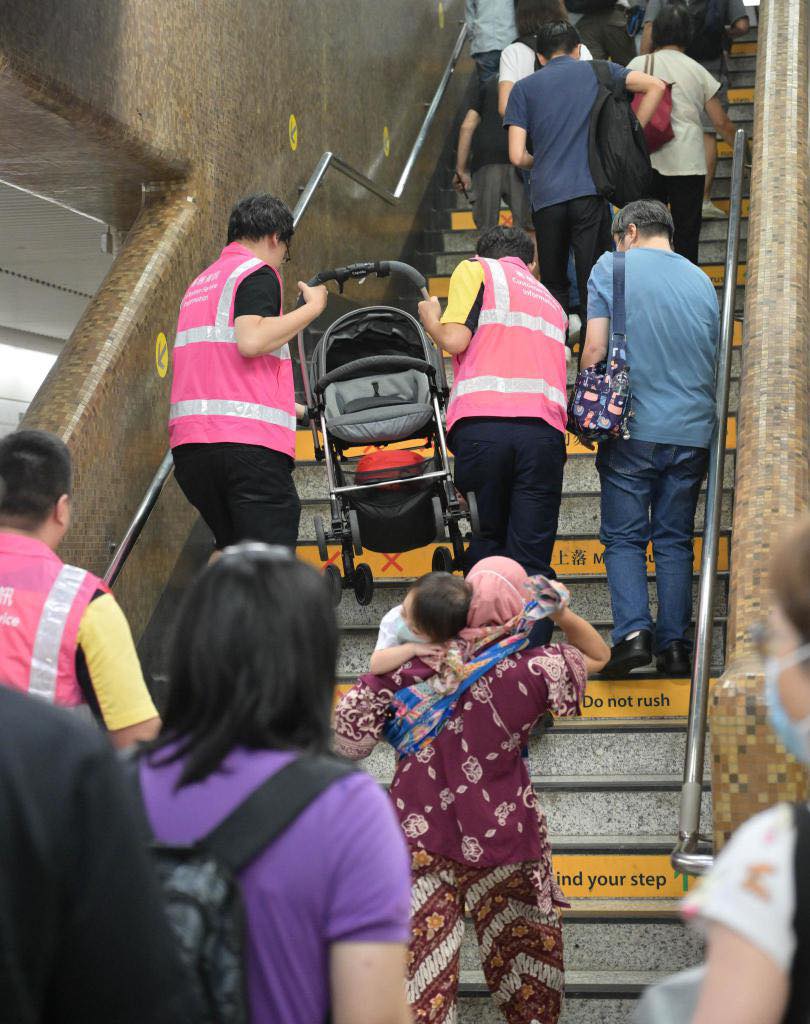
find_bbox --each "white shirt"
[499,39,594,84]
[375,605,404,651]
[627,49,720,176]
[682,803,797,972]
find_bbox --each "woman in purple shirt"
[137,543,413,1024]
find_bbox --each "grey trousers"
[472,163,532,231]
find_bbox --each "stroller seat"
[324,367,434,445]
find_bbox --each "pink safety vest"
[0,532,108,707]
[446,256,568,435]
[168,241,296,458]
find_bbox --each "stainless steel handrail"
[671,127,747,877]
[103,24,469,584]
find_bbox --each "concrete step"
[300,487,733,545]
[460,911,702,974]
[335,621,725,676]
[327,575,728,626]
[295,451,736,499]
[459,971,664,1023]
[357,722,708,783]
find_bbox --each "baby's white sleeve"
[374,605,403,651]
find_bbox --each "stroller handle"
[298,260,428,299]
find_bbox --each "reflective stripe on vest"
[173,258,291,359]
[452,374,566,410]
[169,398,297,431]
[476,259,566,344]
[28,563,88,703]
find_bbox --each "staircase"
[300,35,755,1023]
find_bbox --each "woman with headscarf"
[333,556,610,1024]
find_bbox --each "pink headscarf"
[460,557,529,642]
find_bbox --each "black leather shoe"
[656,641,692,677]
[602,630,653,678]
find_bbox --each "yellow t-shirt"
[75,593,158,731]
[440,260,485,331]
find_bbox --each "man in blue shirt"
[581,199,720,678]
[505,21,665,350]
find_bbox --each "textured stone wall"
[711,0,810,849]
[1,0,470,636]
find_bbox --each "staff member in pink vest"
[170,194,328,551]
[0,430,160,748]
[418,225,567,644]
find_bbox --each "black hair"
[536,20,581,59]
[516,0,566,38]
[476,225,535,265]
[0,429,72,530]
[611,199,675,243]
[652,2,693,51]
[227,193,294,245]
[147,543,338,787]
[409,572,473,643]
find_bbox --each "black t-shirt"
[469,76,509,173]
[0,688,196,1024]
[233,265,281,319]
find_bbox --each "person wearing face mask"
[369,572,473,676]
[676,518,810,1024]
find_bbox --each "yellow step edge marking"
[703,263,747,287]
[715,197,750,217]
[581,678,716,719]
[295,415,738,461]
[730,41,757,56]
[298,535,729,579]
[554,854,697,899]
[450,209,512,231]
[728,87,754,104]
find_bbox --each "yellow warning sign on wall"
[383,125,391,158]
[438,1,445,29]
[288,114,298,151]
[155,332,169,378]
[553,853,696,899]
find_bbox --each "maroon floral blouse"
[333,643,586,912]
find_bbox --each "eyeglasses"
[282,238,292,264]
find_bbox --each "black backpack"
[587,60,653,207]
[129,754,356,1024]
[565,0,617,12]
[682,0,728,63]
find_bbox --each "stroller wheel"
[348,509,364,556]
[353,562,374,606]
[324,564,343,607]
[432,495,447,541]
[467,491,481,535]
[313,514,329,562]
[432,546,454,574]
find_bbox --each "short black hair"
[146,543,338,786]
[227,193,294,245]
[409,572,472,643]
[536,20,581,59]
[516,0,566,38]
[476,225,535,265]
[652,2,693,50]
[612,199,675,243]
[0,429,72,530]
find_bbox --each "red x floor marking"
[381,552,404,572]
[321,550,340,569]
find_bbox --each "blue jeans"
[596,439,709,651]
[473,49,501,84]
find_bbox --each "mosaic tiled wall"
[711,0,810,849]
[1,0,471,637]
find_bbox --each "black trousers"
[650,171,705,265]
[172,442,301,550]
[451,417,566,645]
[532,196,612,340]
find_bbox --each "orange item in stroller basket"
[355,449,425,489]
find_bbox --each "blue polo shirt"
[587,248,720,449]
[504,56,629,211]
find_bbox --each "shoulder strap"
[612,252,626,339]
[202,755,357,872]
[591,60,614,91]
[786,803,810,1023]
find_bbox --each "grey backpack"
[129,754,356,1023]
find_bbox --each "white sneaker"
[565,346,573,365]
[568,312,582,345]
[702,199,728,220]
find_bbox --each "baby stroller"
[297,260,479,605]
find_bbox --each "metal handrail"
[103,23,469,585]
[671,127,747,877]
